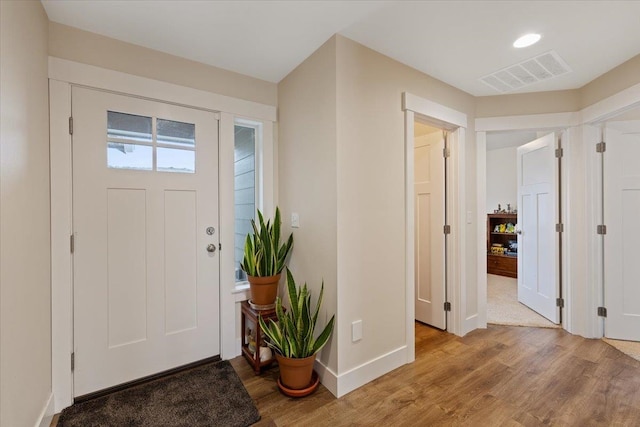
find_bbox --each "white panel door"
[517,133,559,323]
[72,87,220,397]
[414,132,446,329]
[604,126,640,341]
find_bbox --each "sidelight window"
[234,123,258,283]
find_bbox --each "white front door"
[72,87,220,397]
[414,131,446,329]
[517,133,560,323]
[603,125,640,341]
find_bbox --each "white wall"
[486,146,517,213]
[0,1,53,426]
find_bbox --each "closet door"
[603,126,640,341]
[414,131,446,329]
[517,133,560,324]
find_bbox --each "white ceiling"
[41,1,640,96]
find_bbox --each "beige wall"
[580,53,640,109]
[335,34,481,372]
[277,37,339,372]
[334,36,477,376]
[0,2,52,426]
[49,22,277,106]
[335,36,408,372]
[476,90,581,118]
[278,33,481,384]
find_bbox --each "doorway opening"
[403,91,468,364]
[484,130,562,329]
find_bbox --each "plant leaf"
[312,315,335,355]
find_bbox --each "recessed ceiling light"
[513,33,541,48]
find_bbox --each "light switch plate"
[352,320,362,342]
[291,212,300,228]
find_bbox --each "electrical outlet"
[291,212,300,228]
[352,320,362,342]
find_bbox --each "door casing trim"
[50,59,276,412]
[403,92,468,365]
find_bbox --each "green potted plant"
[258,269,335,395]
[241,207,293,306]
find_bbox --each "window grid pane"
[107,111,152,142]
[157,118,196,148]
[107,143,153,171]
[157,147,195,173]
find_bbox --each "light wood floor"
[232,323,640,426]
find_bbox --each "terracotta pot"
[276,353,316,390]
[247,274,281,305]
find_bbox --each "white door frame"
[49,58,276,411]
[403,92,467,363]
[475,81,640,339]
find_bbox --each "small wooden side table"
[240,300,279,375]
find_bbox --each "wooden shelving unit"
[487,213,518,278]
[240,300,279,375]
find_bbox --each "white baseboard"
[36,392,55,427]
[463,313,480,335]
[316,346,408,398]
[314,359,338,396]
[232,337,243,358]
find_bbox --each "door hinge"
[71,352,75,371]
[70,234,75,253]
[555,223,564,233]
[555,148,563,158]
[597,225,607,235]
[597,306,607,317]
[69,116,73,135]
[444,301,451,312]
[443,225,451,234]
[443,147,450,158]
[556,298,564,308]
[596,141,606,153]
[218,243,222,251]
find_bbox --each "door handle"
[516,230,522,235]
[206,244,216,253]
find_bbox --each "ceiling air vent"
[480,50,572,93]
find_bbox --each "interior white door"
[72,87,220,397]
[517,133,560,323]
[414,130,446,329]
[603,125,640,341]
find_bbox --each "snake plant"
[258,269,335,358]
[241,207,293,277]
